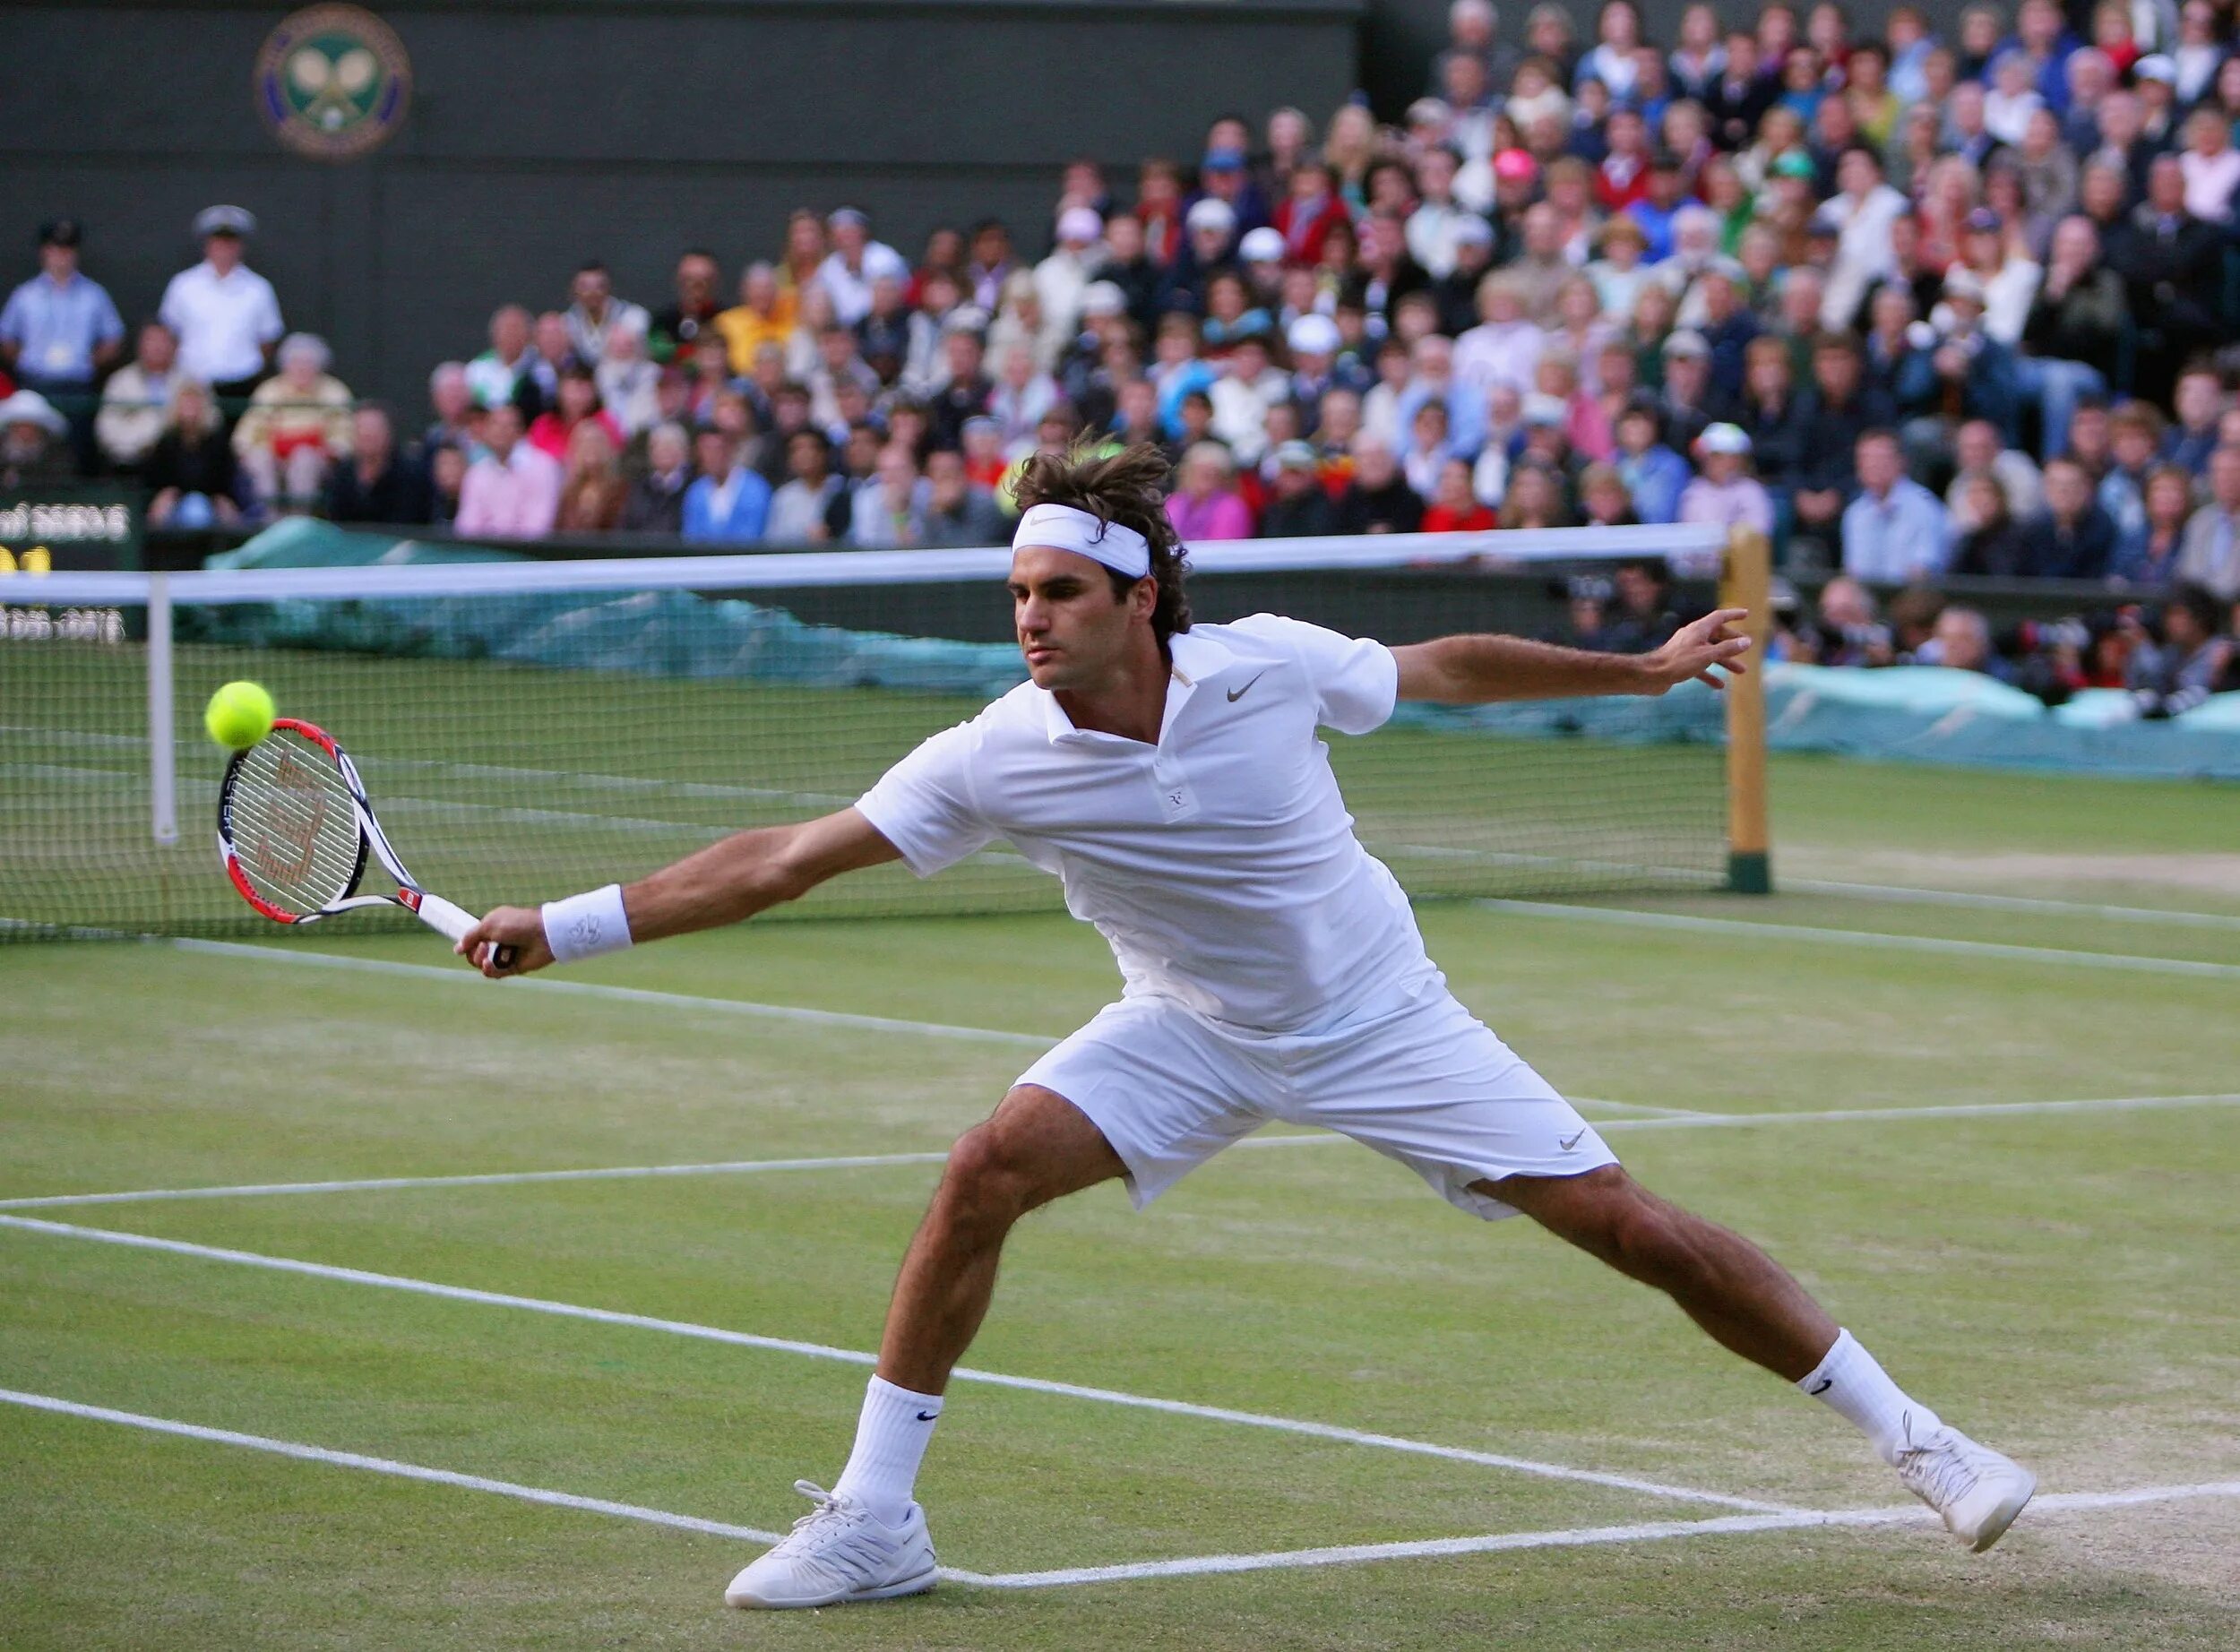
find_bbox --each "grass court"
[3,754,2236,1648]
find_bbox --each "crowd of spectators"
[13,0,2240,694]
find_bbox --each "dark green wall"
[2,0,1360,411]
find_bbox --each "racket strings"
[226,732,364,915]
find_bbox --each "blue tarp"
[1762,663,2240,780]
[206,523,2240,779]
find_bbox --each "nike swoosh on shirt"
[1226,673,1266,702]
[1559,1130,1586,1150]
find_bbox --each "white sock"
[1798,1329,1943,1466]
[831,1375,943,1524]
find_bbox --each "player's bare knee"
[932,1123,1036,1232]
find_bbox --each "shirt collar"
[1038,628,1238,746]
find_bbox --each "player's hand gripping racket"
[217,717,516,968]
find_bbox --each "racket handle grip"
[413,892,519,971]
[411,891,480,943]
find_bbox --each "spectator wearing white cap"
[0,388,73,489]
[1034,206,1107,361]
[1161,196,1239,315]
[1236,226,1288,308]
[815,208,909,327]
[1656,329,1721,457]
[232,332,353,512]
[1257,438,1341,536]
[159,206,282,407]
[1676,423,1772,534]
[1284,313,1356,419]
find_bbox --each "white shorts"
[1015,974,1619,1220]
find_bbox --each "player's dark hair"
[1012,442,1193,647]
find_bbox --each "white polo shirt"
[159,261,284,384]
[856,615,1434,1032]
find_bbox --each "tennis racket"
[217,717,515,968]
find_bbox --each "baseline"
[1780,876,2240,932]
[975,1479,2240,1587]
[1478,900,2240,981]
[6,1384,2235,1593]
[0,1213,1794,1515]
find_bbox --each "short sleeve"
[854,720,998,878]
[1232,614,1399,736]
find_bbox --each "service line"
[7,1092,2233,1214]
[0,1213,1793,1515]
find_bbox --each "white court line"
[0,1150,960,1210]
[0,1213,1792,1514]
[0,1134,1367,1211]
[1780,877,2240,932]
[1603,1092,2240,1133]
[1478,899,2240,981]
[0,1386,806,1557]
[162,937,1058,1048]
[6,1092,2234,1214]
[6,1385,2235,1591]
[978,1480,2240,1587]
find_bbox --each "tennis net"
[0,525,1763,940]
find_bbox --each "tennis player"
[461,443,2034,1609]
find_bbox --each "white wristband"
[541,884,633,964]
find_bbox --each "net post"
[147,571,178,847]
[1719,529,1771,893]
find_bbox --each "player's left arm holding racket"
[458,809,900,977]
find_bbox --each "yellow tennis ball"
[204,681,276,750]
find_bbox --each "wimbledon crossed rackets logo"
[254,4,412,161]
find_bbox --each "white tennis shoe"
[724,1481,938,1610]
[1894,1415,2037,1551]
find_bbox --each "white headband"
[1012,502,1151,580]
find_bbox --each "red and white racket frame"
[218,716,509,964]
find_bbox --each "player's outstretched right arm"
[457,807,900,978]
